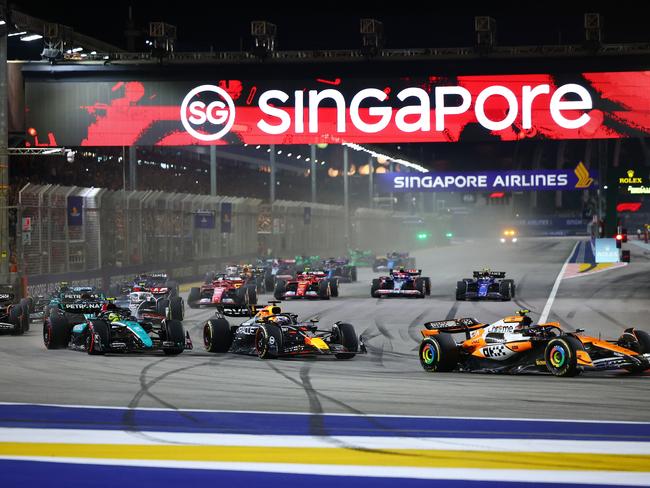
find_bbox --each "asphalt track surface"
[1,237,649,421]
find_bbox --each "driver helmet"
[481,267,491,277]
[270,315,290,326]
[225,265,239,276]
[108,312,120,323]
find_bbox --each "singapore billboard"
[24,71,650,146]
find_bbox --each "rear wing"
[61,292,104,301]
[146,273,168,278]
[390,268,422,276]
[0,292,15,302]
[423,317,486,335]
[472,271,506,279]
[62,301,103,314]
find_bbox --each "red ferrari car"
[274,270,339,300]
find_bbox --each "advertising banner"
[595,238,620,263]
[67,196,83,226]
[221,203,232,233]
[24,71,650,146]
[377,163,597,192]
[194,211,215,229]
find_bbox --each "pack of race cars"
[3,250,649,377]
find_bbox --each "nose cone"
[305,337,329,351]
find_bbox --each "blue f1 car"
[456,269,515,301]
[371,269,431,298]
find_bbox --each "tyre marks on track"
[123,355,235,444]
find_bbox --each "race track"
[1,237,649,421]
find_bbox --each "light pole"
[210,145,217,196]
[270,144,276,203]
[310,144,316,203]
[343,146,350,247]
[368,156,373,208]
[0,9,9,283]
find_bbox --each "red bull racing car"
[203,302,366,359]
[418,310,650,376]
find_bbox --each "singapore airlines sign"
[377,163,597,193]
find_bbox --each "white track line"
[539,241,579,324]
[3,428,650,454]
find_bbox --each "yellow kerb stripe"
[1,444,649,472]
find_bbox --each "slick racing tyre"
[620,329,650,373]
[455,281,467,301]
[20,304,30,333]
[246,286,258,305]
[21,297,35,314]
[544,336,584,377]
[9,305,25,335]
[419,334,459,372]
[499,280,513,301]
[424,278,431,296]
[318,279,331,300]
[500,279,515,300]
[203,318,233,353]
[371,279,381,298]
[414,278,426,298]
[264,272,275,293]
[86,320,110,355]
[166,281,179,298]
[19,299,31,332]
[163,320,185,355]
[187,287,201,309]
[156,298,170,317]
[255,324,283,359]
[630,330,650,354]
[167,296,185,321]
[236,286,251,306]
[273,280,286,301]
[333,322,358,360]
[329,279,339,297]
[44,313,71,349]
[504,279,516,298]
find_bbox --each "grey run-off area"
[1,237,649,421]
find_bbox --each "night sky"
[7,1,650,52]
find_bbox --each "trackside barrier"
[16,184,447,291]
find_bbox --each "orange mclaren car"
[419,310,650,376]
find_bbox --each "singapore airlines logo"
[574,162,594,189]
